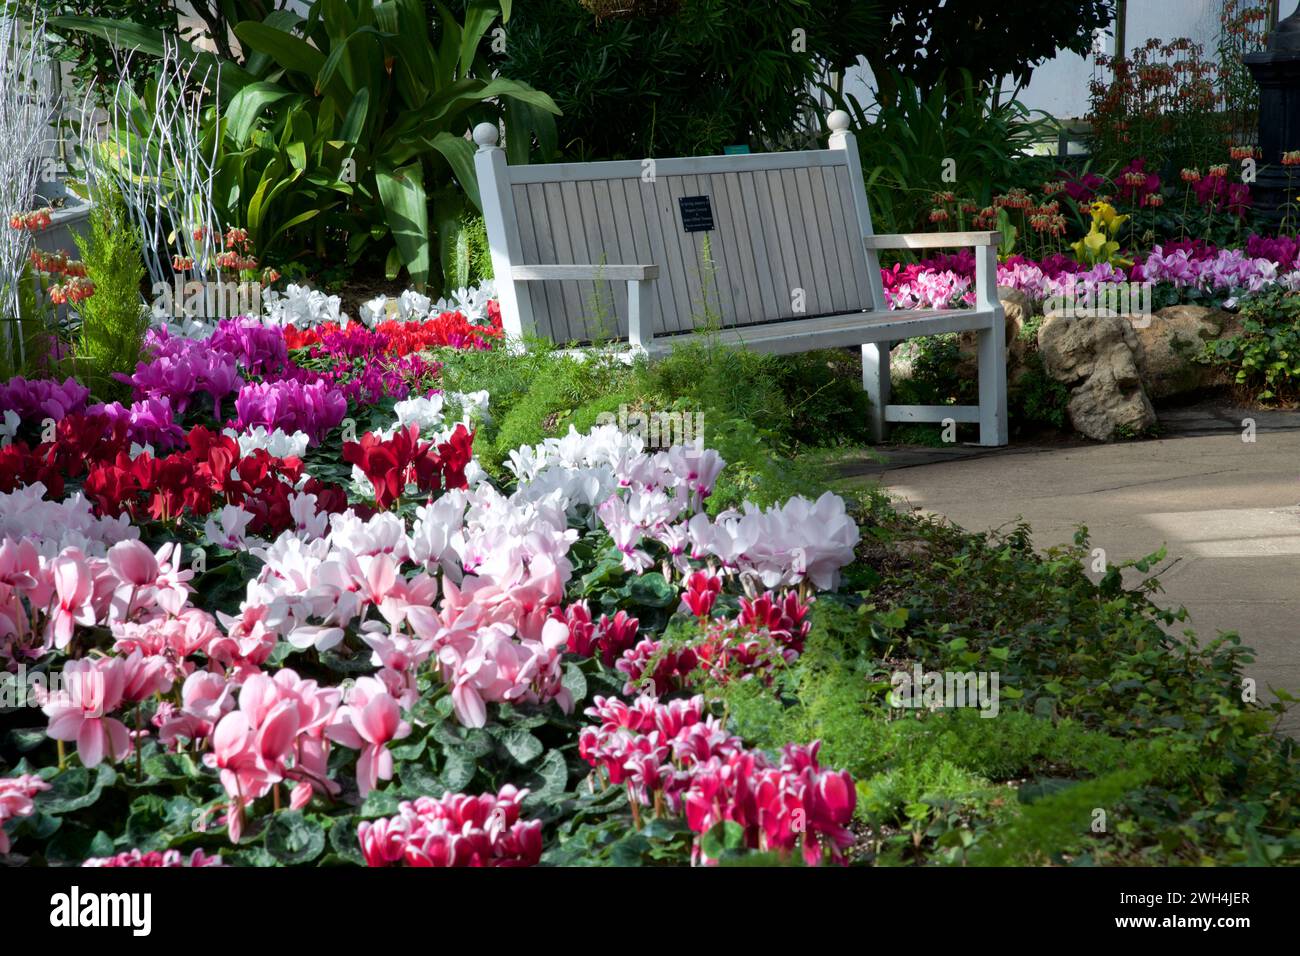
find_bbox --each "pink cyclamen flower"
[42,657,131,767]
[326,677,411,797]
[45,548,97,650]
[0,774,50,855]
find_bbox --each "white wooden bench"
[472,110,1007,446]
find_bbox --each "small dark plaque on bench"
[678,195,714,233]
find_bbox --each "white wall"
[841,0,1300,121]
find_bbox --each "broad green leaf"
[376,160,430,289]
[498,727,544,765]
[41,765,117,815]
[226,82,296,147]
[440,748,477,791]
[234,22,327,80]
[426,132,480,211]
[265,811,326,865]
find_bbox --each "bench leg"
[862,341,890,443]
[976,319,1008,447]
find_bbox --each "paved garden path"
[838,403,1300,735]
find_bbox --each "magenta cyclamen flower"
[206,318,290,378]
[83,848,222,867]
[0,375,90,425]
[88,397,186,451]
[115,349,243,418]
[233,379,347,444]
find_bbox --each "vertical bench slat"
[817,166,864,313]
[650,176,695,332]
[724,172,766,322]
[627,178,678,335]
[539,182,581,341]
[558,180,599,337]
[779,168,824,316]
[668,175,709,325]
[750,170,792,319]
[703,172,744,324]
[738,171,781,320]
[808,166,850,313]
[832,165,876,310]
[517,182,568,339]
[763,168,803,319]
[575,179,616,339]
[593,179,631,337]
[793,167,836,315]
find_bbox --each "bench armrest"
[863,231,999,250]
[512,264,659,281]
[512,264,659,350]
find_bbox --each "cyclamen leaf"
[498,728,544,766]
[265,811,327,865]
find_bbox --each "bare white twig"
[72,37,222,289]
[0,12,58,342]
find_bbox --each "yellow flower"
[1089,201,1128,234]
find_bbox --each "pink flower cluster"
[1135,243,1283,293]
[205,669,352,840]
[579,695,856,865]
[83,848,223,867]
[0,774,49,855]
[358,784,542,867]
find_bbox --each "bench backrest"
[473,115,888,344]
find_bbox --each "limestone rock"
[1133,304,1233,399]
[1038,313,1157,441]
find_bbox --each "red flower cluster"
[48,276,96,305]
[0,412,346,534]
[579,695,856,865]
[284,310,503,355]
[84,426,346,531]
[358,785,542,867]
[342,422,473,510]
[683,741,856,866]
[614,589,811,694]
[561,602,640,666]
[9,209,51,231]
[29,249,87,277]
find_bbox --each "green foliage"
[498,0,881,159]
[56,0,559,293]
[717,511,1300,865]
[829,70,1059,234]
[438,334,849,507]
[1203,287,1300,405]
[866,0,1114,100]
[0,266,54,381]
[72,187,148,401]
[1010,351,1070,430]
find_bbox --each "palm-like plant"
[54,0,560,291]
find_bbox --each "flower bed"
[0,296,870,867]
[881,236,1300,312]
